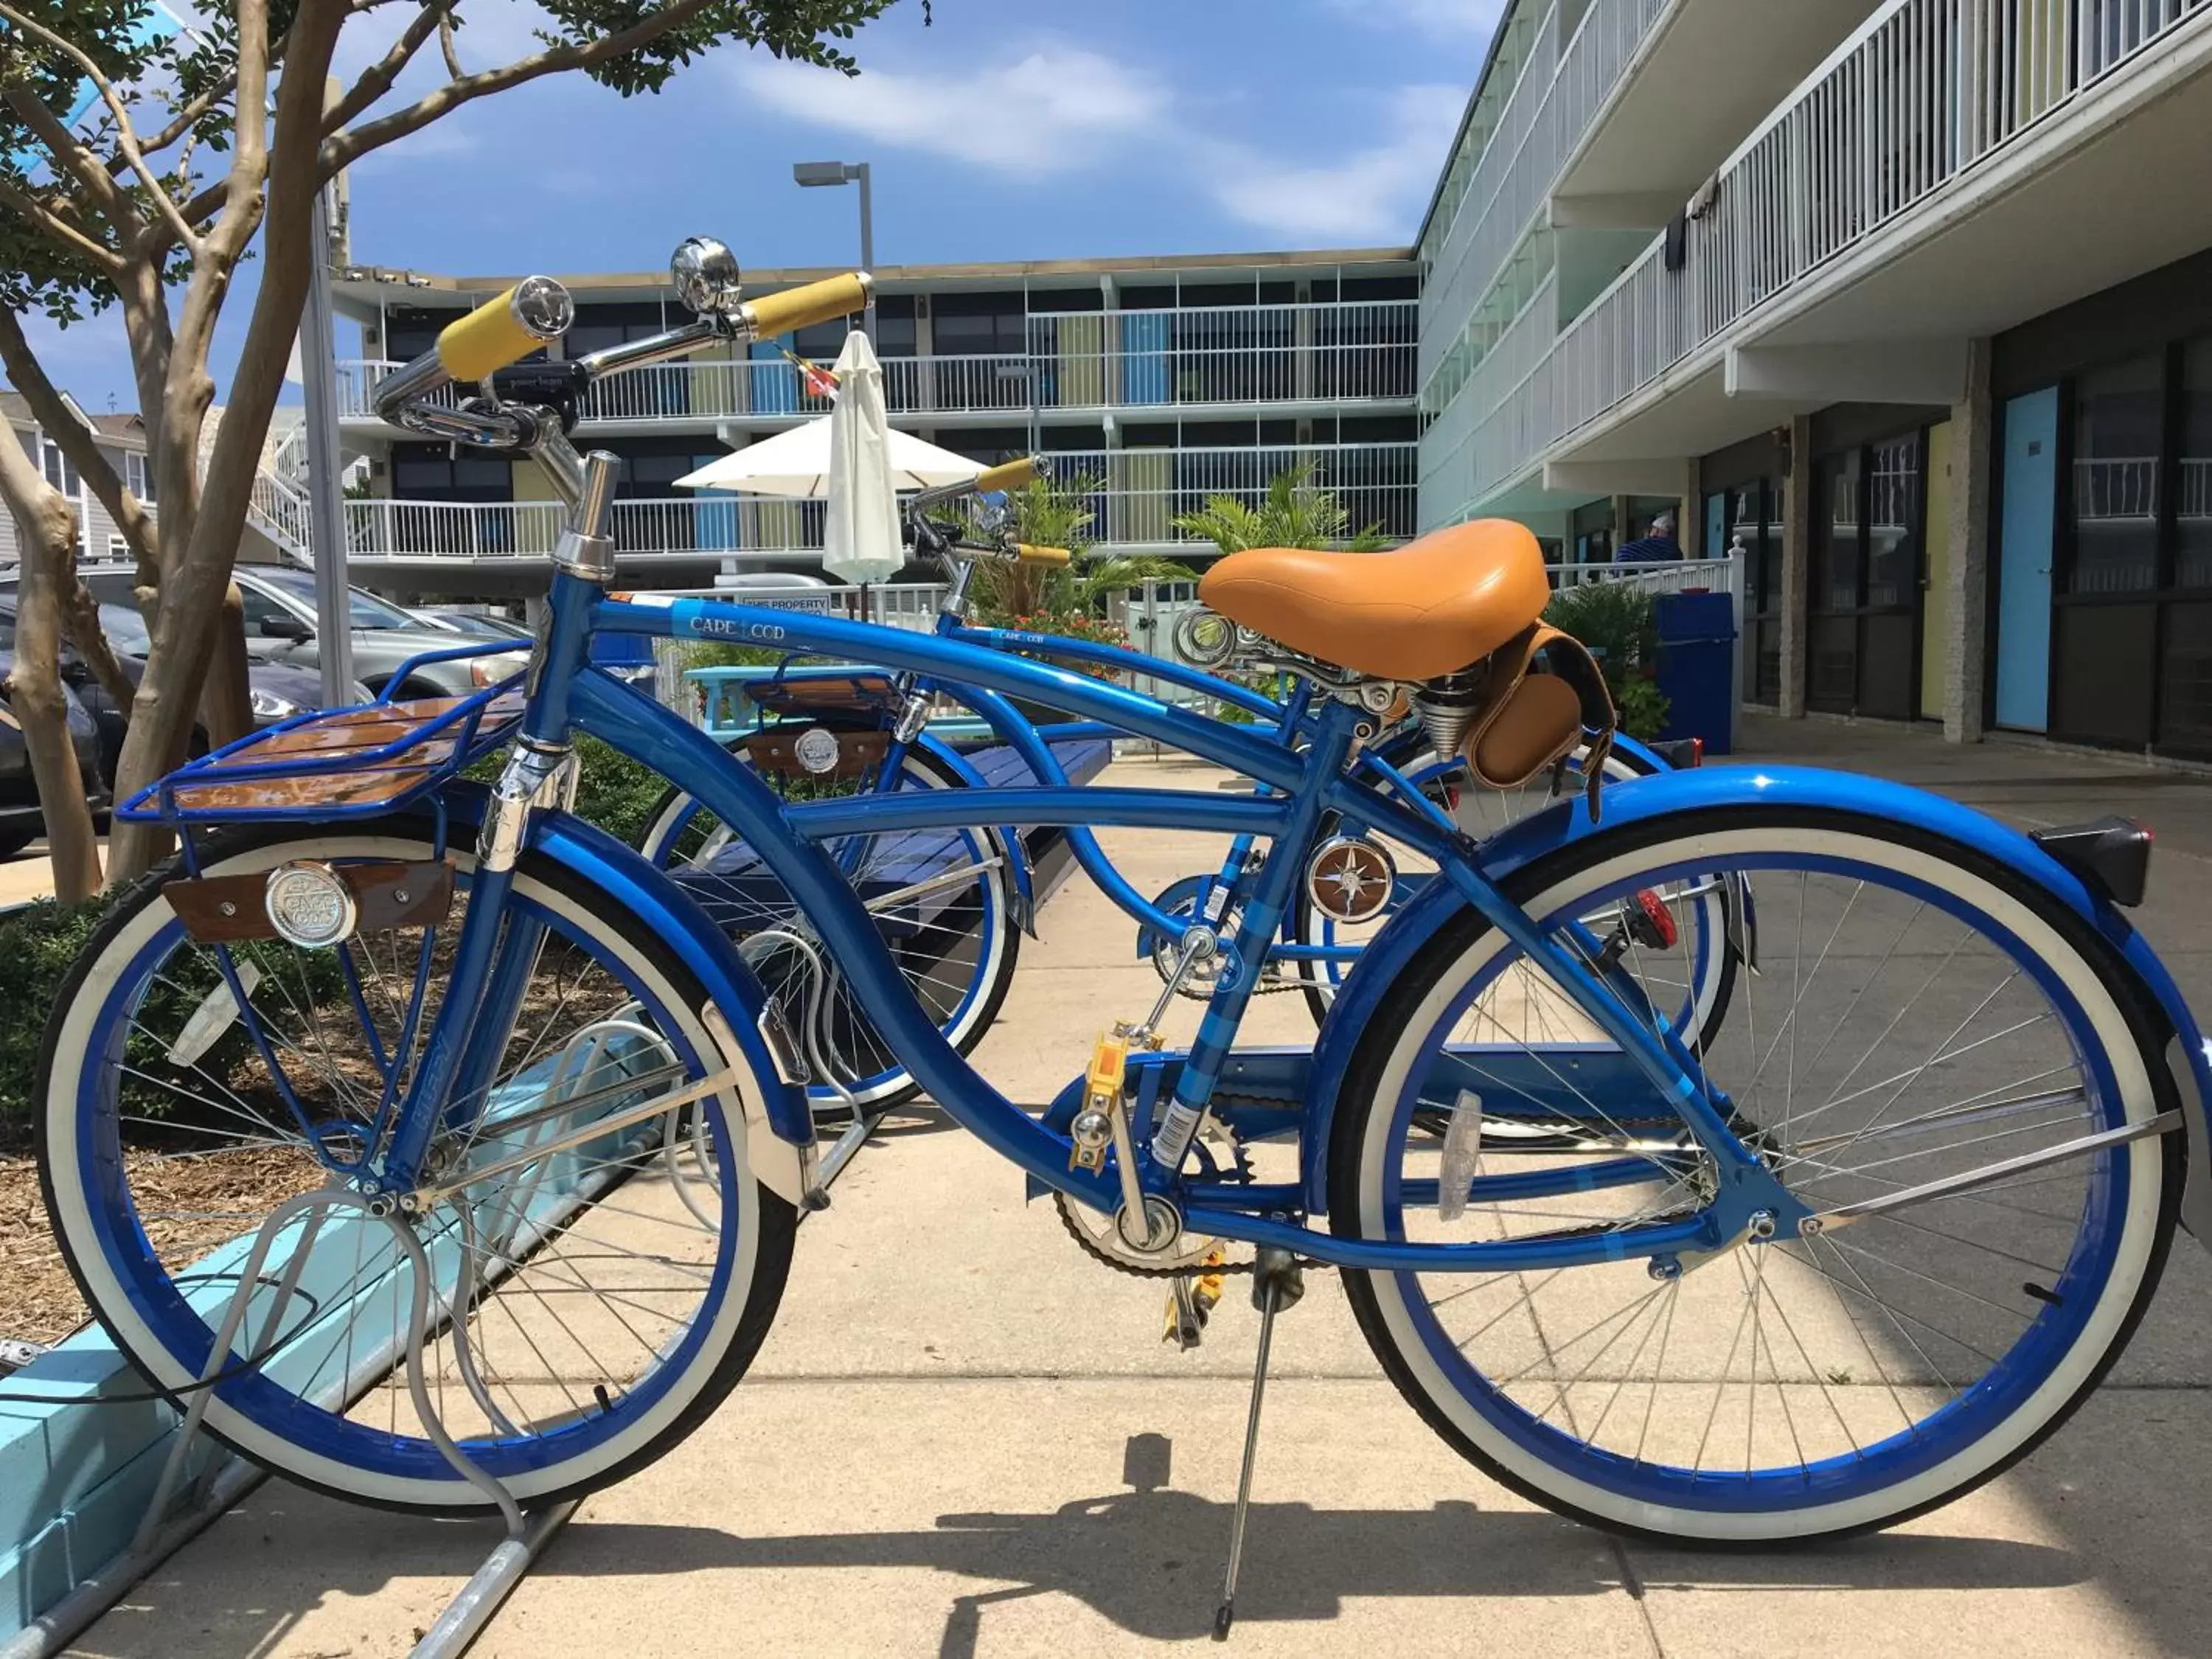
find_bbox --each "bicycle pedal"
[1069,1028,1130,1172]
[1162,1250,1227,1349]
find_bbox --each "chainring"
[1051,1119,1256,1278]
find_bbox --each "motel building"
[1419,0,2212,759]
[313,0,2212,760]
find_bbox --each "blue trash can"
[1652,591,1736,757]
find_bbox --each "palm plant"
[1172,462,1391,554]
[962,472,1200,622]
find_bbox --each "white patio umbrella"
[819,330,905,585]
[672,398,982,498]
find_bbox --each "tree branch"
[0,316,142,710]
[0,308,158,570]
[439,12,465,79]
[0,1,199,254]
[321,0,457,135]
[323,0,719,171]
[0,175,123,271]
[1,85,136,231]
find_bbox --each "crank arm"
[1801,1109,2180,1237]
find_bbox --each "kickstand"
[1213,1246,1302,1641]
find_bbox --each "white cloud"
[1203,83,1464,241]
[1325,0,1505,38]
[734,44,1165,173]
[735,35,1457,245]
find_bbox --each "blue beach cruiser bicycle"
[36,245,2212,1590]
[633,467,1727,1110]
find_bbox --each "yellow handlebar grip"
[437,276,573,381]
[1015,543,1073,568]
[740,273,872,340]
[973,457,1039,494]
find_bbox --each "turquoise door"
[1996,387,2058,731]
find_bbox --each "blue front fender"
[1302,764,2212,1239]
[526,809,815,1153]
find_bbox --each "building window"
[1815,450,1861,613]
[1866,434,1922,611]
[39,435,81,498]
[107,535,128,560]
[126,451,157,504]
[2069,352,2163,596]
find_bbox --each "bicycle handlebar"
[437,277,574,380]
[973,457,1037,494]
[371,265,873,448]
[738,273,872,341]
[1015,543,1071,567]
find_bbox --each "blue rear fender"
[1301,764,2212,1239]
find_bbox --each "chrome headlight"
[249,687,304,721]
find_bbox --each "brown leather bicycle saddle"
[1195,520,1551,681]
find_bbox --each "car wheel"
[0,829,35,860]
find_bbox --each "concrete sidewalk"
[66,734,2212,1657]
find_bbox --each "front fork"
[376,470,615,1194]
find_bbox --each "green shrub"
[570,734,675,846]
[0,894,117,1130]
[0,891,346,1136]
[1545,582,1670,740]
[1614,676,1671,741]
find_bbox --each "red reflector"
[1689,738,1704,768]
[1634,888,1678,948]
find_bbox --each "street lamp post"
[792,159,875,341]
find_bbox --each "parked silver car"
[77,565,526,699]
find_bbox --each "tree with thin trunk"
[1,0,899,890]
[0,416,105,899]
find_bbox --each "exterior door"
[1920,421,1953,720]
[1996,387,2059,731]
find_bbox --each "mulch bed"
[1,1130,321,1354]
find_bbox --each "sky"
[18,0,1501,413]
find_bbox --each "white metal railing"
[1548,555,1742,599]
[344,442,1421,562]
[1440,0,2212,517]
[1026,302,1416,409]
[1420,273,1556,516]
[2076,455,2159,519]
[336,299,1416,427]
[1421,0,1664,390]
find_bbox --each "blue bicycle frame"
[369,565,1803,1276]
[687,603,1669,977]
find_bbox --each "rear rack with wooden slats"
[117,684,525,827]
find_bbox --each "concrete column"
[1944,338,1993,743]
[1778,415,1813,718]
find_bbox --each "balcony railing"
[1421,0,1665,386]
[1431,0,2212,521]
[337,300,1416,427]
[343,442,1420,562]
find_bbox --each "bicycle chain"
[1050,1092,1303,1279]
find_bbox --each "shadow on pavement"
[532,1480,2087,1652]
